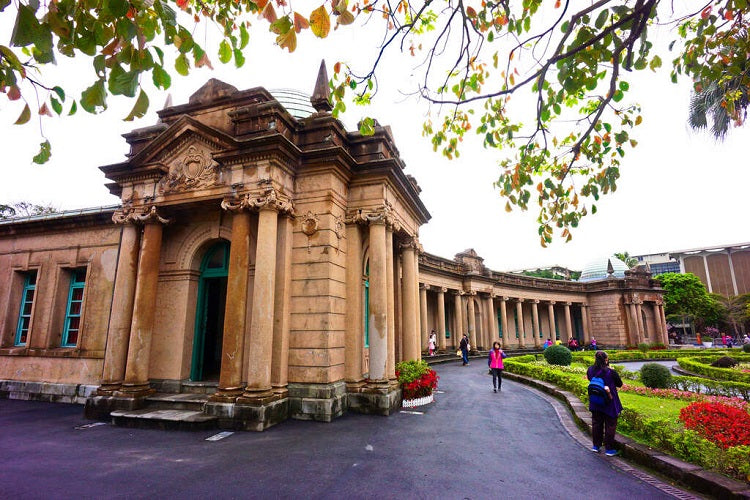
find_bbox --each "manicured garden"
[504,346,750,483]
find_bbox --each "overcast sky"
[1,6,747,272]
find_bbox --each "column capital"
[465,290,477,296]
[438,287,447,294]
[112,205,171,225]
[514,297,524,303]
[531,299,540,304]
[345,203,401,231]
[563,301,572,307]
[399,236,419,251]
[547,300,556,305]
[419,283,430,291]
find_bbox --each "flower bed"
[395,360,439,406]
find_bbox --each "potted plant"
[703,326,719,347]
[395,359,439,408]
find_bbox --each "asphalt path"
[0,362,692,499]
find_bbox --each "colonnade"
[625,294,669,346]
[344,206,421,389]
[417,288,595,352]
[97,188,295,406]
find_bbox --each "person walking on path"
[487,341,507,392]
[459,333,470,365]
[428,330,437,356]
[587,351,623,456]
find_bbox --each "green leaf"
[612,90,624,102]
[52,86,65,101]
[175,53,190,76]
[108,65,139,97]
[124,89,149,121]
[0,0,11,12]
[10,4,39,47]
[649,55,662,71]
[68,100,78,116]
[594,9,608,29]
[14,104,31,124]
[239,24,250,49]
[218,40,231,64]
[32,140,51,164]
[152,64,171,90]
[619,81,629,91]
[80,79,107,113]
[50,96,62,115]
[233,48,245,68]
[105,0,129,18]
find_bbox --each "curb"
[501,370,750,499]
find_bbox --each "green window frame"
[62,268,87,347]
[363,261,370,348]
[15,270,37,346]
[514,310,519,338]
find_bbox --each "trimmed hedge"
[677,356,750,384]
[671,375,750,401]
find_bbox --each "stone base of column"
[288,381,346,422]
[84,394,146,420]
[93,382,121,396]
[115,382,156,399]
[347,380,401,416]
[208,387,244,403]
[204,397,289,432]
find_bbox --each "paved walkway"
[0,362,701,499]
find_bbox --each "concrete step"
[145,392,209,411]
[111,408,218,431]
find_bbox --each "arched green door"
[190,241,229,381]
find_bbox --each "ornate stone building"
[0,65,666,430]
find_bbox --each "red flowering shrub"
[679,402,750,449]
[395,360,439,400]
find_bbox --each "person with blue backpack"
[586,350,623,456]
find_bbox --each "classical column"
[499,297,509,349]
[581,304,591,345]
[413,247,422,355]
[563,302,573,343]
[213,206,251,400]
[627,300,639,346]
[240,201,282,401]
[419,284,429,353]
[489,295,498,345]
[437,288,446,351]
[97,218,141,394]
[344,221,364,383]
[385,226,396,379]
[635,300,645,343]
[659,302,669,344]
[515,299,526,348]
[270,213,293,394]
[531,300,541,348]
[651,302,662,345]
[467,292,477,350]
[547,301,556,343]
[401,240,419,361]
[119,208,169,396]
[453,291,464,349]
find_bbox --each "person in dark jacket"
[586,350,623,456]
[459,334,470,365]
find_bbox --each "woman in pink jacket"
[487,341,507,392]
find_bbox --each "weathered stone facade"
[0,66,666,430]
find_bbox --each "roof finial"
[606,258,615,277]
[311,60,332,113]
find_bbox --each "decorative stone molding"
[419,283,430,291]
[158,145,221,194]
[300,211,319,237]
[112,205,170,225]
[333,215,344,240]
[221,187,294,215]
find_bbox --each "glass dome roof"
[578,256,630,282]
[269,89,316,119]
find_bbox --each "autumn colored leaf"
[277,29,297,52]
[8,85,21,101]
[337,10,355,27]
[15,104,31,124]
[466,6,477,18]
[39,103,53,117]
[260,2,277,23]
[333,61,341,73]
[176,0,189,10]
[310,5,330,38]
[294,12,309,33]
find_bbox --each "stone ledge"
[503,370,750,498]
[1,380,96,405]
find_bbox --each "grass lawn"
[619,392,690,421]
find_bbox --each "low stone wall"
[0,379,97,405]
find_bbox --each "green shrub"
[710,356,738,368]
[543,344,572,366]
[637,343,650,353]
[743,343,750,353]
[395,359,429,384]
[640,363,673,389]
